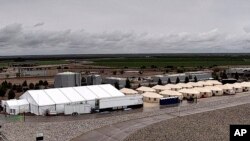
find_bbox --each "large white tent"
[17,84,125,115]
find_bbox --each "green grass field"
[0,60,68,67]
[91,57,250,68]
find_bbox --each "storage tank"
[54,72,81,88]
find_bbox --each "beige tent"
[178,89,201,99]
[136,86,156,94]
[204,86,223,96]
[225,83,243,93]
[193,87,213,98]
[176,83,193,89]
[187,82,203,88]
[159,90,183,100]
[165,84,182,91]
[205,80,222,86]
[240,82,250,92]
[216,85,235,95]
[152,85,171,92]
[120,88,139,95]
[142,92,163,103]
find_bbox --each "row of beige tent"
[120,80,250,103]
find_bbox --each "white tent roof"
[44,89,71,104]
[225,83,242,89]
[6,99,29,107]
[99,84,125,97]
[120,88,138,95]
[142,92,163,98]
[216,85,233,90]
[159,90,183,96]
[240,82,250,87]
[176,83,193,88]
[59,87,86,102]
[193,87,212,93]
[206,80,222,85]
[187,82,203,87]
[165,84,182,89]
[73,87,98,100]
[87,85,112,98]
[19,84,125,106]
[204,86,223,91]
[178,89,200,95]
[28,90,55,106]
[152,85,171,90]
[136,86,156,92]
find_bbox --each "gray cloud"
[33,22,44,27]
[0,24,250,55]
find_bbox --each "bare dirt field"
[124,103,250,141]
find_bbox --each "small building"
[54,72,81,88]
[193,87,213,98]
[159,90,183,100]
[240,82,250,92]
[142,92,163,103]
[216,85,235,95]
[2,99,29,115]
[136,86,156,94]
[204,86,224,96]
[120,88,139,95]
[82,74,102,85]
[185,71,212,81]
[178,89,201,99]
[102,77,126,88]
[152,85,171,93]
[165,84,182,91]
[225,83,243,93]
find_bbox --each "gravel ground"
[1,93,250,141]
[124,103,250,141]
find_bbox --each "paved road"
[72,93,250,141]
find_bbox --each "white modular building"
[192,87,213,98]
[240,82,250,92]
[142,92,163,103]
[3,84,142,115]
[204,86,224,96]
[2,99,29,115]
[216,85,235,95]
[178,89,201,99]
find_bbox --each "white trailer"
[64,104,91,115]
[99,95,143,110]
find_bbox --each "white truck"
[98,95,143,111]
[64,103,91,115]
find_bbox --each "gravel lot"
[124,104,250,141]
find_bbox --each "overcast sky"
[1,0,250,55]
